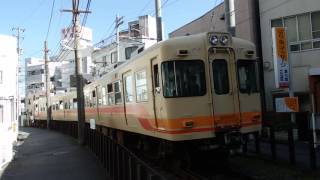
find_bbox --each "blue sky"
[0,0,223,60]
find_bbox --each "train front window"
[212,59,229,95]
[237,60,259,94]
[162,60,206,98]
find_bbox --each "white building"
[127,15,157,48]
[25,58,45,95]
[92,15,157,78]
[54,26,94,91]
[259,0,320,111]
[0,34,18,169]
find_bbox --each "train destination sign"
[272,27,289,89]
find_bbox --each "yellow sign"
[284,97,299,112]
[272,27,289,88]
[276,28,288,62]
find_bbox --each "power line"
[45,0,56,41]
[137,0,153,16]
[19,0,49,26]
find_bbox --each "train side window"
[101,86,107,105]
[162,60,206,97]
[85,93,89,107]
[69,99,73,109]
[135,69,148,102]
[153,64,160,88]
[107,83,114,105]
[212,59,229,95]
[92,90,96,107]
[59,101,64,110]
[97,88,103,106]
[237,60,259,94]
[73,99,78,109]
[114,81,122,104]
[124,75,134,102]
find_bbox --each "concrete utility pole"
[12,27,25,125]
[155,0,163,42]
[62,0,91,145]
[44,41,51,129]
[224,0,235,36]
[115,15,123,63]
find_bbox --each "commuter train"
[31,32,261,157]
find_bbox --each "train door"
[209,49,240,128]
[151,57,161,128]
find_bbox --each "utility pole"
[224,0,235,36]
[62,0,91,145]
[12,27,25,126]
[115,15,123,63]
[155,0,163,42]
[44,41,51,129]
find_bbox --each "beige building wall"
[169,0,260,49]
[169,3,226,38]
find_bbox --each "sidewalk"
[0,127,106,180]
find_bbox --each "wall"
[169,3,226,38]
[0,34,18,169]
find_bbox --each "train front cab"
[148,32,261,144]
[207,33,262,146]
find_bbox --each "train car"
[35,32,261,159]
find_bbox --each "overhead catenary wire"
[45,0,56,41]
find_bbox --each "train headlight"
[209,35,219,46]
[220,35,229,45]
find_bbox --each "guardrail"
[84,124,167,180]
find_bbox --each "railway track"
[135,150,259,180]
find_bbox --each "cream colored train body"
[33,32,261,143]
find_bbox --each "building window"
[272,11,320,52]
[284,17,297,42]
[125,46,138,60]
[271,19,283,27]
[135,69,148,102]
[102,56,108,67]
[111,51,118,64]
[312,11,320,39]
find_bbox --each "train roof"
[85,32,256,89]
